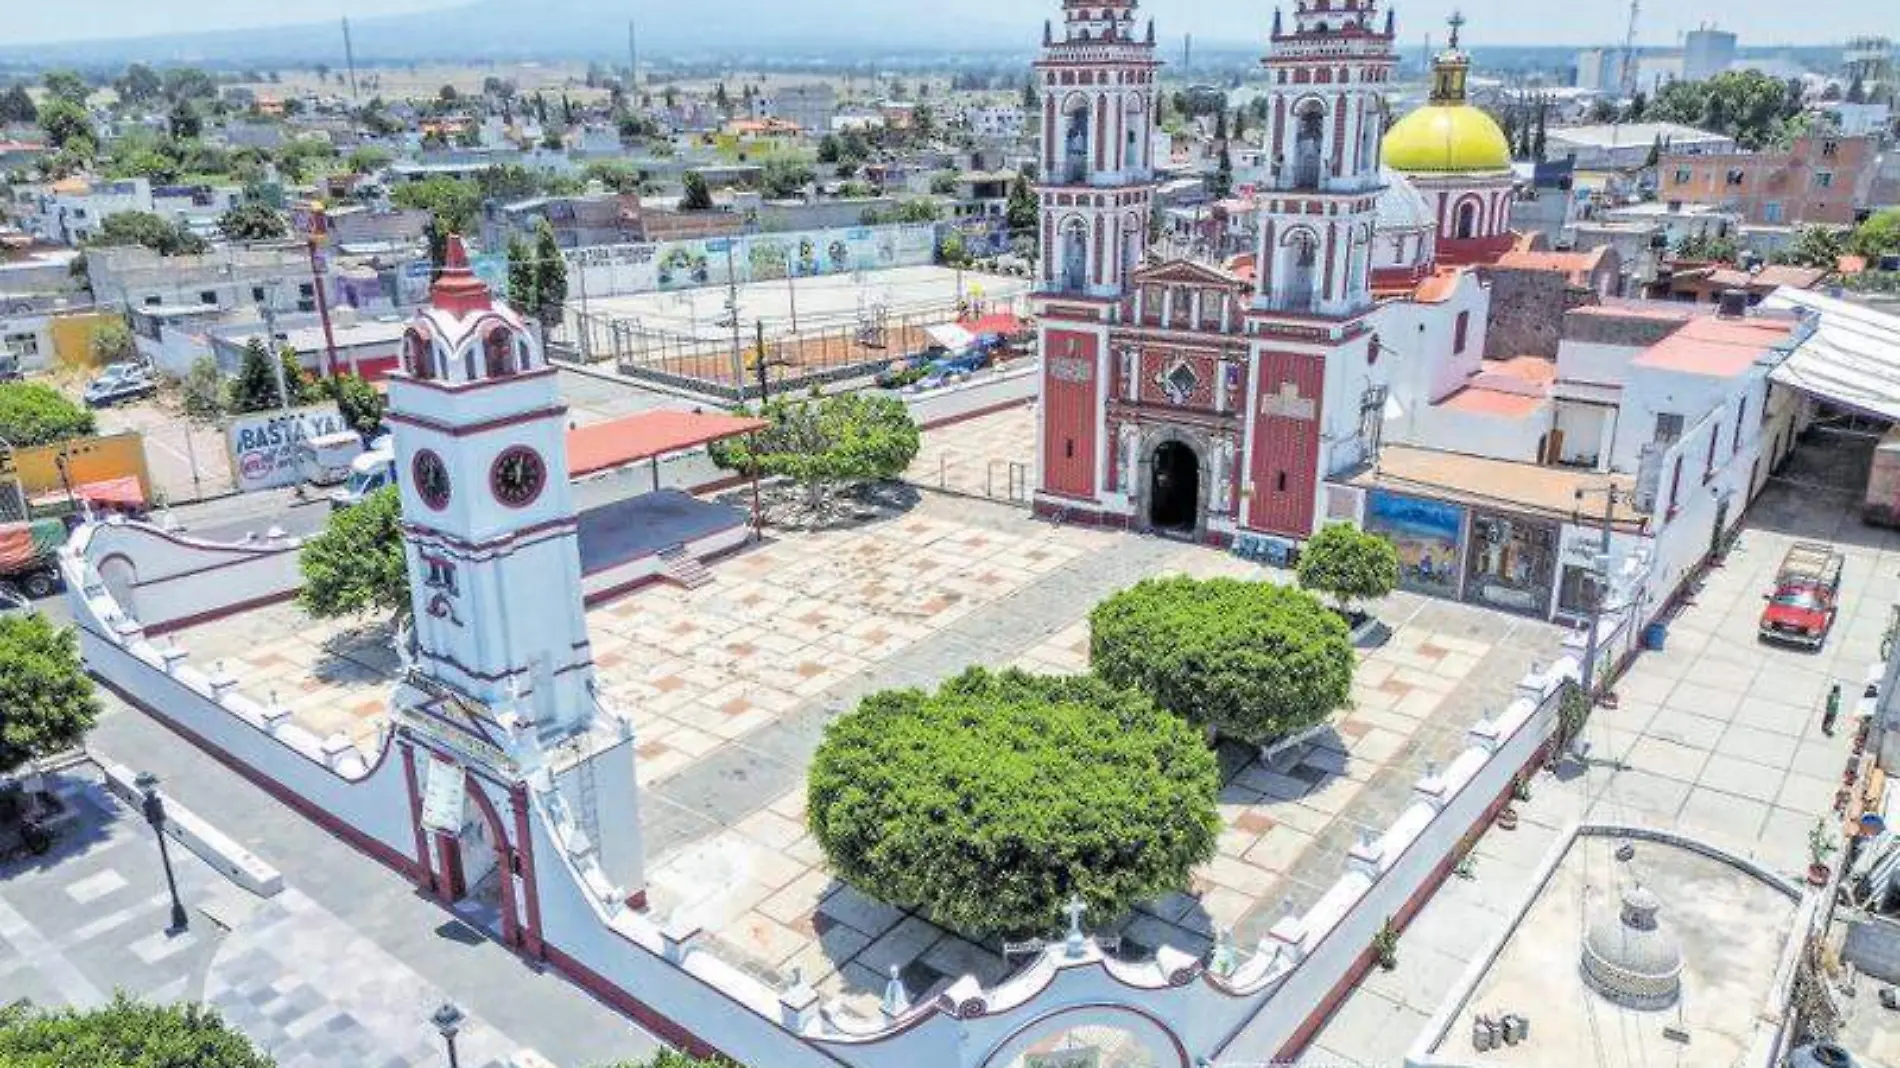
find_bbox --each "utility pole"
[304,204,340,378]
[258,290,291,411]
[341,18,360,103]
[1574,484,1636,701]
[722,241,744,389]
[1619,0,1643,103]
[754,319,770,405]
[627,20,638,87]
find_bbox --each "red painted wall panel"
[1041,329,1100,500]
[1247,350,1325,538]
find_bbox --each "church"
[1032,0,1528,548]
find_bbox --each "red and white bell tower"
[1032,0,1160,513]
[1241,0,1398,538]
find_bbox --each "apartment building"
[1658,134,1881,226]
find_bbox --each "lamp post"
[134,772,189,933]
[430,1002,464,1068]
[1573,484,1636,702]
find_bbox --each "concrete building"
[1574,49,1685,96]
[1658,134,1882,226]
[1545,123,1736,171]
[14,177,154,246]
[84,245,319,315]
[1682,25,1738,83]
[482,194,642,251]
[961,105,1027,141]
[762,84,837,139]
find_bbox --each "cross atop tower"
[1447,10,1466,50]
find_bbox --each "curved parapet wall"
[73,516,306,634]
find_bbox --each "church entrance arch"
[1149,440,1200,535]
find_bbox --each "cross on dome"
[1447,9,1465,50]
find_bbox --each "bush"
[89,320,135,364]
[1296,522,1399,616]
[298,487,408,622]
[1091,576,1354,744]
[0,382,95,447]
[0,995,273,1067]
[179,356,226,421]
[326,372,385,438]
[807,668,1219,938]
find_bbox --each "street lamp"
[134,772,189,933]
[430,1002,465,1068]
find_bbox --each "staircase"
[658,544,715,590]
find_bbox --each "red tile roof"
[1437,387,1546,419]
[1493,247,1608,286]
[1482,355,1558,388]
[566,410,769,479]
[1631,314,1795,378]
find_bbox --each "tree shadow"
[310,620,401,688]
[735,479,924,534]
[0,778,120,877]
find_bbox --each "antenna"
[1184,33,1192,69]
[341,17,359,102]
[1619,0,1641,100]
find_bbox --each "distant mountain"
[0,0,1048,67]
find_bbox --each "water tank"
[1790,1043,1860,1068]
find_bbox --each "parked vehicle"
[904,346,996,393]
[82,363,158,407]
[298,431,367,488]
[1759,542,1844,649]
[329,442,397,510]
[875,348,945,389]
[0,351,23,382]
[0,518,67,601]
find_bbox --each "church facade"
[1034,0,1523,550]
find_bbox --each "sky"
[4,0,1882,49]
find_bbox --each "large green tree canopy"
[0,382,96,446]
[0,614,100,776]
[807,668,1220,938]
[1091,576,1355,744]
[298,487,409,622]
[712,392,919,508]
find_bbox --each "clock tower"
[385,236,596,743]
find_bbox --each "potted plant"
[1808,817,1838,887]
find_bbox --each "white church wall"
[79,516,305,633]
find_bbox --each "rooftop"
[1547,122,1732,149]
[1349,444,1643,529]
[1435,386,1546,419]
[1493,247,1609,286]
[1631,313,1796,378]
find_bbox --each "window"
[250,286,267,304]
[1666,455,1683,519]
[1733,396,1747,455]
[1654,412,1684,444]
[143,295,161,307]
[1813,171,1834,189]
[1673,168,1692,184]
[483,328,515,378]
[4,332,39,359]
[1725,169,1745,186]
[1822,139,1839,157]
[1557,564,1605,617]
[1763,202,1784,224]
[425,558,457,593]
[1064,439,1075,459]
[1275,471,1288,492]
[1453,311,1470,354]
[199,290,218,305]
[1704,424,1719,482]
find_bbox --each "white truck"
[328,439,396,510]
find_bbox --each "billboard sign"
[226,403,349,493]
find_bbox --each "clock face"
[412,449,451,511]
[489,446,547,508]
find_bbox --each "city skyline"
[5,0,1887,52]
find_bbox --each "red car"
[1759,542,1843,649]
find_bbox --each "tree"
[531,219,567,331]
[1296,523,1399,616]
[347,146,394,174]
[90,211,208,256]
[37,98,95,155]
[90,320,135,365]
[226,338,314,414]
[1675,230,1740,264]
[114,62,163,106]
[679,170,714,211]
[390,176,482,233]
[1847,75,1867,105]
[0,994,271,1068]
[1774,225,1851,269]
[1211,145,1234,198]
[506,233,538,316]
[1644,133,1663,169]
[41,70,90,107]
[1005,172,1038,244]
[1090,576,1355,744]
[0,383,95,446]
[219,200,287,242]
[807,667,1219,937]
[326,373,385,439]
[179,355,226,422]
[929,169,960,195]
[816,133,843,164]
[0,85,36,124]
[761,158,816,199]
[298,486,409,622]
[1852,208,1900,261]
[0,615,98,776]
[168,99,202,140]
[894,198,943,223]
[1646,69,1802,150]
[711,392,919,510]
[939,229,969,267]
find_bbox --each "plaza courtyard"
[168,406,1568,1016]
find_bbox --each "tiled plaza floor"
[906,401,1038,503]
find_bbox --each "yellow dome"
[1382,105,1513,174]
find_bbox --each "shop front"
[1363,489,1468,600]
[1461,510,1561,618]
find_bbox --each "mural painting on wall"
[1464,512,1559,617]
[1364,490,1465,598]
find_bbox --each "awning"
[1762,288,1900,424]
[566,409,770,480]
[31,476,147,511]
[924,323,976,351]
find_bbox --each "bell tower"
[1033,0,1161,513]
[385,236,596,744]
[1240,2,1399,540]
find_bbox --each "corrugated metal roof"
[1764,287,1900,422]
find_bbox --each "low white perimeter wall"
[79,517,304,634]
[64,547,417,878]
